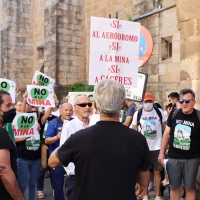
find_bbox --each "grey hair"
[94,79,125,117]
[179,89,195,99]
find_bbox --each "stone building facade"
[0,0,85,101]
[0,0,200,106]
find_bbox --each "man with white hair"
[60,95,91,200]
[49,80,151,200]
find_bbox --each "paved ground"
[24,174,200,200]
[25,176,170,200]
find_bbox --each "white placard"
[27,85,55,107]
[89,114,100,126]
[32,71,55,87]
[89,17,140,87]
[13,113,38,138]
[125,72,148,102]
[0,78,16,103]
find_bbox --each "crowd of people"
[0,79,200,200]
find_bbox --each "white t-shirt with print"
[132,108,166,151]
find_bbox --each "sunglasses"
[76,103,92,107]
[179,99,194,104]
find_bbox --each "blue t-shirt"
[45,116,73,155]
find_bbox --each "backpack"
[137,106,163,128]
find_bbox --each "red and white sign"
[89,17,140,87]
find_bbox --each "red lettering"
[29,128,34,135]
[92,31,100,38]
[119,76,123,84]
[27,99,36,105]
[106,32,109,39]
[102,32,105,38]
[99,55,103,61]
[95,76,98,83]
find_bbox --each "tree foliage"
[68,82,94,92]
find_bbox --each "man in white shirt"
[60,96,91,200]
[132,93,166,200]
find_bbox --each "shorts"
[150,150,163,171]
[166,158,199,190]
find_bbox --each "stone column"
[44,0,85,101]
[177,0,200,108]
[1,0,34,89]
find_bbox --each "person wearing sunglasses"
[159,88,200,200]
[45,103,73,200]
[49,79,151,200]
[59,95,91,200]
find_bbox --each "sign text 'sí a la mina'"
[27,85,55,107]
[89,17,140,87]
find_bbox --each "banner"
[125,72,148,102]
[0,78,16,103]
[13,113,38,138]
[89,17,140,87]
[32,70,55,86]
[27,85,55,107]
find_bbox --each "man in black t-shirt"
[159,89,200,200]
[0,90,24,200]
[48,80,151,200]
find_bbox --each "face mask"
[143,103,153,111]
[0,108,16,123]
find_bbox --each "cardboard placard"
[32,71,55,87]
[27,85,55,107]
[89,17,140,87]
[0,78,16,103]
[13,113,38,138]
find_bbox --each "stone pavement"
[24,176,200,200]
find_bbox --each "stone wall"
[133,0,180,107]
[176,0,200,109]
[33,0,46,71]
[1,0,34,89]
[44,0,85,101]
[85,0,134,78]
[0,0,3,74]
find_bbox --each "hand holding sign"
[27,85,55,108]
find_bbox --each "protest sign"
[89,17,140,87]
[0,78,16,103]
[27,85,55,107]
[32,70,55,86]
[13,113,38,138]
[125,72,148,102]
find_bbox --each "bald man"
[45,103,73,200]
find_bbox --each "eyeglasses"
[179,99,194,104]
[76,103,92,107]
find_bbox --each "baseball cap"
[144,93,154,101]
